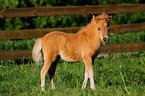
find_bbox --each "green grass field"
[0,31,145,96]
[0,52,145,96]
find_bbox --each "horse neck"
[78,20,102,47]
[79,21,101,39]
[78,20,96,34]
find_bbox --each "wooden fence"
[0,4,145,60]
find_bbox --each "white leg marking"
[41,79,45,91]
[90,73,96,89]
[89,68,96,90]
[51,80,55,90]
[41,68,46,91]
[82,69,89,89]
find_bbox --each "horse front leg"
[89,64,96,90]
[82,67,89,89]
[82,56,96,90]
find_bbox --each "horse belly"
[59,51,81,62]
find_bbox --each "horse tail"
[32,38,43,65]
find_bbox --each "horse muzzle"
[103,36,109,45]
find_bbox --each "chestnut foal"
[32,13,112,91]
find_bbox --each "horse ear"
[109,15,112,22]
[92,15,95,20]
[92,15,100,22]
[102,12,106,16]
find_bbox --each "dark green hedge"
[0,0,145,30]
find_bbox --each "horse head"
[92,13,112,45]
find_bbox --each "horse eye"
[98,28,100,31]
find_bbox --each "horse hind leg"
[41,54,58,91]
[48,55,60,90]
[41,60,50,91]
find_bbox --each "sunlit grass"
[0,52,145,96]
[0,30,145,95]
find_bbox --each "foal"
[32,13,112,90]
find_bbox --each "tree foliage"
[0,0,145,30]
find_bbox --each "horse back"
[42,31,82,62]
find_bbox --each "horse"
[32,13,112,91]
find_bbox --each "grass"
[0,31,145,95]
[0,52,145,96]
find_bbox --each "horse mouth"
[103,41,108,45]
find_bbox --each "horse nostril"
[103,37,109,43]
[108,38,110,42]
[103,37,107,42]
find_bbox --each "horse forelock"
[92,14,111,26]
[96,13,112,22]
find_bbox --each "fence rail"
[0,4,145,60]
[0,23,145,40]
[0,42,144,60]
[0,4,145,18]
